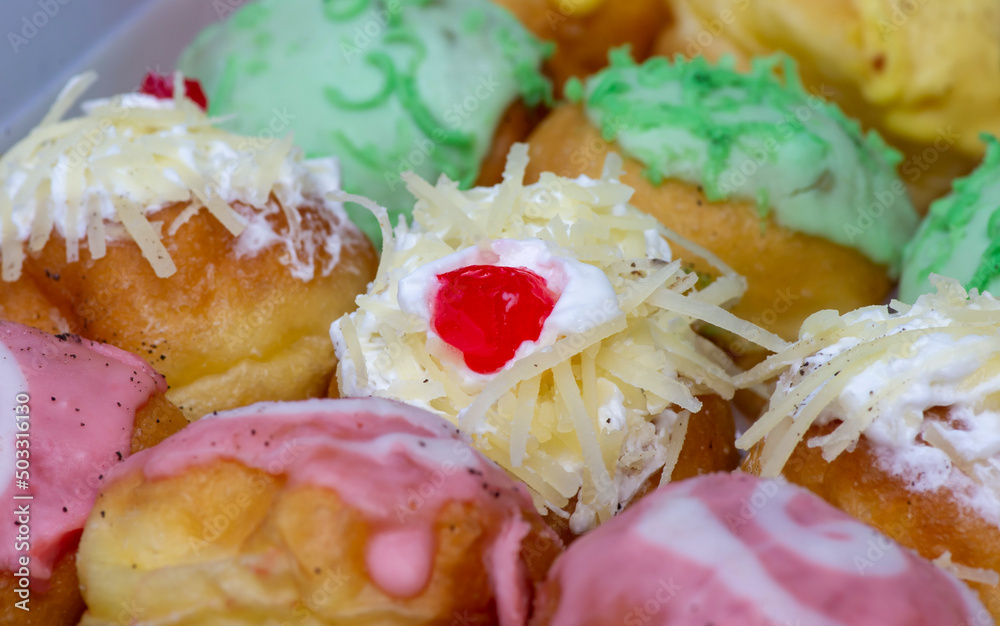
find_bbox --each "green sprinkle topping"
[576,50,918,270]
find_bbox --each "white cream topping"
[331,146,778,532]
[738,276,1000,524]
[0,72,354,281]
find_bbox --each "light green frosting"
[177,0,550,247]
[568,51,919,272]
[900,134,1000,302]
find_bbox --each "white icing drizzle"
[0,72,353,281]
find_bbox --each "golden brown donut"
[0,322,186,626]
[25,199,376,420]
[0,75,377,420]
[77,399,562,625]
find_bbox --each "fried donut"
[76,398,561,625]
[531,473,989,625]
[0,321,185,625]
[524,53,918,355]
[331,146,780,539]
[0,74,377,420]
[177,0,552,246]
[739,277,1000,621]
[655,0,1000,212]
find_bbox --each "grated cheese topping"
[331,144,782,532]
[0,72,354,282]
[738,275,1000,524]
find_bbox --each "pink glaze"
[0,322,166,585]
[108,397,558,626]
[536,473,988,626]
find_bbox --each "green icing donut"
[565,51,918,272]
[177,0,551,246]
[900,134,1000,302]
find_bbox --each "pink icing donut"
[532,472,989,626]
[78,398,563,625]
[0,321,167,585]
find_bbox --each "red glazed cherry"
[432,265,557,374]
[139,72,208,110]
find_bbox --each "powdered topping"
[738,276,1000,526]
[0,71,354,282]
[331,145,783,532]
[112,397,554,622]
[0,321,166,583]
[538,473,987,625]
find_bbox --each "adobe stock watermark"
[7,0,74,54]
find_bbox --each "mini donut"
[491,0,670,92]
[0,321,186,625]
[331,145,781,539]
[75,397,562,625]
[531,472,989,625]
[176,0,553,246]
[901,134,1000,303]
[655,0,1000,212]
[0,73,377,420]
[524,52,919,354]
[738,277,1000,620]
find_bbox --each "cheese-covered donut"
[532,473,989,626]
[0,321,185,625]
[0,73,378,419]
[76,398,561,626]
[331,145,781,538]
[739,276,1000,620]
